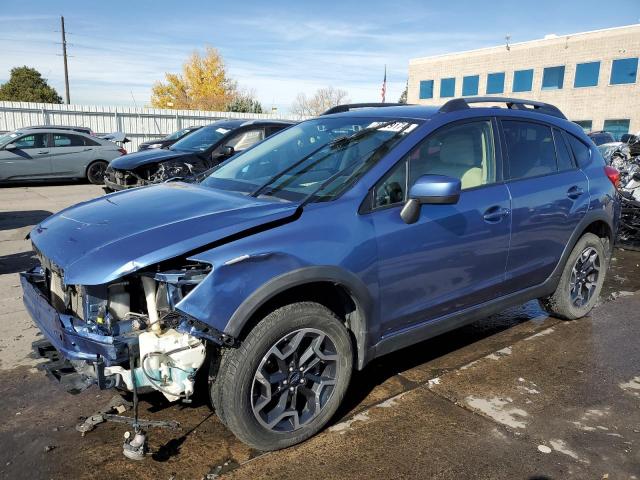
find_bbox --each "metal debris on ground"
[75,395,133,435]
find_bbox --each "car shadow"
[0,210,53,231]
[0,250,39,275]
[0,179,91,188]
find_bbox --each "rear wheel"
[541,233,607,319]
[211,302,353,451]
[86,160,108,185]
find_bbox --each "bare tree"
[290,86,350,116]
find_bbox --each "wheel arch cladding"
[226,266,374,370]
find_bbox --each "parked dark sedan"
[137,125,203,151]
[104,119,294,191]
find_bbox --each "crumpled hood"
[30,183,299,285]
[109,148,199,170]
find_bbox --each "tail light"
[604,166,620,189]
[118,147,127,155]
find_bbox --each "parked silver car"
[0,128,126,184]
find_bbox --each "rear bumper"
[20,268,129,366]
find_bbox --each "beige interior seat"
[424,133,483,189]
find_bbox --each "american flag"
[381,65,387,103]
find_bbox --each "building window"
[419,80,434,99]
[610,58,638,85]
[574,62,600,88]
[513,69,534,92]
[603,119,630,141]
[542,66,565,90]
[573,120,592,132]
[462,75,479,96]
[440,78,455,98]
[486,72,505,94]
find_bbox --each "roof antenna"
[505,34,511,51]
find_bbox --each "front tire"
[86,160,108,185]
[541,233,607,319]
[211,302,353,451]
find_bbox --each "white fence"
[0,101,304,151]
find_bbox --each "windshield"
[200,117,419,202]
[590,133,615,146]
[165,127,194,141]
[0,131,20,147]
[170,125,229,152]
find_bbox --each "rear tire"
[541,233,607,320]
[211,302,353,451]
[86,160,108,185]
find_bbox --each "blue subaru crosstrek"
[22,98,620,451]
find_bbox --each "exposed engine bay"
[29,258,223,402]
[104,159,210,189]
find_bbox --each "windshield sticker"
[216,128,230,134]
[365,122,417,133]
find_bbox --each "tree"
[151,46,237,110]
[0,66,62,103]
[398,82,408,104]
[290,86,349,116]
[227,89,263,113]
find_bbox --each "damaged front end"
[104,160,202,190]
[24,258,230,401]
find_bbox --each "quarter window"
[462,75,479,96]
[542,66,565,90]
[502,121,557,180]
[565,134,591,167]
[574,62,600,88]
[440,78,455,98]
[419,80,434,99]
[603,119,630,141]
[610,58,638,85]
[553,129,575,171]
[373,160,407,209]
[486,72,505,94]
[513,69,534,92]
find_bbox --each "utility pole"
[61,16,70,104]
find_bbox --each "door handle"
[483,206,510,222]
[37,151,49,154]
[567,185,584,200]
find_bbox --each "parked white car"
[0,128,126,184]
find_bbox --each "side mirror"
[220,145,235,157]
[400,175,461,224]
[4,143,16,151]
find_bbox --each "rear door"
[0,133,51,180]
[49,133,95,177]
[500,119,589,292]
[370,118,512,335]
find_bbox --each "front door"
[0,133,51,181]
[368,118,511,336]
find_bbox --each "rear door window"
[502,120,557,180]
[52,133,85,147]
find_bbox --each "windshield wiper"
[250,121,398,198]
[299,122,412,206]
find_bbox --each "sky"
[0,0,638,113]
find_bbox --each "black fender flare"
[225,266,375,370]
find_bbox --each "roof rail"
[438,97,567,119]
[321,103,407,115]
